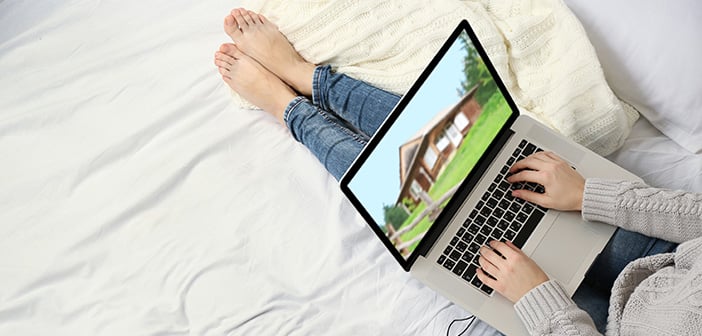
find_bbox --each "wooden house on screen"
[396,86,481,209]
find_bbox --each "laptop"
[339,19,638,335]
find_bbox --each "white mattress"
[1,1,699,335]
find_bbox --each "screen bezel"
[339,19,521,271]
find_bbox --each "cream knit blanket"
[238,0,638,156]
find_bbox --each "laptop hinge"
[414,128,516,259]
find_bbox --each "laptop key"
[450,250,462,261]
[437,255,446,265]
[504,230,516,241]
[491,228,503,240]
[456,241,468,252]
[504,211,516,222]
[450,237,459,246]
[518,139,527,148]
[462,232,474,243]
[510,222,523,232]
[516,212,529,223]
[524,143,536,155]
[481,284,494,295]
[471,276,484,288]
[444,246,453,255]
[453,261,468,276]
[509,203,521,213]
[523,203,534,214]
[498,181,510,191]
[493,207,505,218]
[468,243,480,253]
[464,264,478,281]
[468,223,480,234]
[480,207,492,218]
[498,199,510,210]
[480,226,492,236]
[474,233,487,245]
[475,215,486,225]
[512,210,545,248]
[469,210,478,219]
[457,227,466,237]
[461,251,473,262]
[443,258,456,270]
[497,220,509,230]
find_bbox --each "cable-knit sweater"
[240,0,639,156]
[515,178,702,336]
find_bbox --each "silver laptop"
[339,20,638,335]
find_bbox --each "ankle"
[288,61,316,97]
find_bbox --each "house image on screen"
[396,86,482,209]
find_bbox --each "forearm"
[582,178,702,243]
[515,280,601,336]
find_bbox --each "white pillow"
[564,0,702,153]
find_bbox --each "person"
[214,8,702,335]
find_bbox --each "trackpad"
[530,215,593,284]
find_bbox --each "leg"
[214,43,365,180]
[312,65,401,138]
[571,228,678,333]
[284,97,366,180]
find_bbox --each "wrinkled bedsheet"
[0,1,699,335]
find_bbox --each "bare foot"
[224,8,315,96]
[214,43,296,124]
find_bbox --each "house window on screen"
[424,147,438,168]
[454,112,470,131]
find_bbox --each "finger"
[488,240,519,260]
[511,189,549,207]
[476,268,498,288]
[479,245,504,268]
[478,255,500,278]
[506,169,543,185]
[509,156,550,173]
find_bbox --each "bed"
[1,0,700,335]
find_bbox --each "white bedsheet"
[1,1,700,335]
[0,1,496,334]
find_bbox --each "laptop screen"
[344,22,515,264]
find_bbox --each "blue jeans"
[283,65,400,181]
[281,65,677,333]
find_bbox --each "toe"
[233,9,250,29]
[218,67,232,80]
[240,9,256,26]
[223,15,241,38]
[248,10,264,24]
[214,54,235,70]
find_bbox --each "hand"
[507,151,585,211]
[476,240,549,303]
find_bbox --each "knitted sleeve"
[514,280,601,335]
[582,178,702,243]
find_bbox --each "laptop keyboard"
[435,139,547,296]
